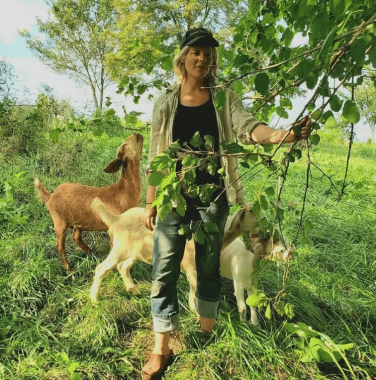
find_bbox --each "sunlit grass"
[1,137,376,379]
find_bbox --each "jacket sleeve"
[228,90,267,145]
[146,95,165,172]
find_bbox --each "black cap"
[180,27,219,50]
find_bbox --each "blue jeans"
[151,197,229,333]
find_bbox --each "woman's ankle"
[153,331,172,356]
[153,347,171,356]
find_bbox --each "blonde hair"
[173,45,218,86]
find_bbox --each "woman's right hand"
[143,204,157,231]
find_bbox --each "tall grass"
[0,132,375,379]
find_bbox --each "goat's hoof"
[89,294,98,304]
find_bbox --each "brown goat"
[34,133,144,271]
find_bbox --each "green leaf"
[263,144,274,153]
[150,154,171,171]
[259,195,269,210]
[240,161,250,169]
[252,201,262,216]
[190,132,202,148]
[261,13,274,25]
[148,172,165,186]
[369,47,376,68]
[306,72,318,90]
[68,361,80,374]
[246,291,268,307]
[182,154,197,167]
[282,28,294,46]
[178,225,185,235]
[280,97,292,110]
[301,340,321,363]
[15,171,27,178]
[276,107,288,119]
[284,303,295,319]
[274,301,285,316]
[349,38,367,64]
[284,322,319,337]
[182,168,196,186]
[309,134,320,145]
[264,187,275,196]
[194,228,206,245]
[161,55,173,71]
[215,91,226,111]
[329,95,343,112]
[325,116,337,128]
[176,193,187,217]
[160,172,176,189]
[329,0,345,17]
[204,222,219,233]
[204,135,215,149]
[254,72,269,95]
[199,184,216,204]
[265,303,272,319]
[342,100,360,123]
[158,202,172,221]
[207,158,218,175]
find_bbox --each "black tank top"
[173,97,222,190]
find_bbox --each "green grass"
[1,134,375,380]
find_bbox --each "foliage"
[20,0,118,111]
[0,58,16,101]
[0,90,73,155]
[0,181,29,234]
[107,0,248,97]
[354,77,376,142]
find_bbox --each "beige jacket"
[147,84,265,205]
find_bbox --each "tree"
[106,0,249,98]
[354,78,376,142]
[20,0,118,111]
[0,58,16,101]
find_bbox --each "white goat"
[89,199,288,325]
[34,133,143,271]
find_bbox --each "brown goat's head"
[104,133,144,173]
[225,203,257,234]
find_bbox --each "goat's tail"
[91,197,120,228]
[34,178,51,203]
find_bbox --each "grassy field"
[1,129,375,380]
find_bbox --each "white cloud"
[0,0,48,45]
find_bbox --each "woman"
[142,27,310,380]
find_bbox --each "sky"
[0,0,154,120]
[0,0,372,141]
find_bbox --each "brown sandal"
[141,349,174,380]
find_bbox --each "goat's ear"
[225,208,245,233]
[103,159,123,173]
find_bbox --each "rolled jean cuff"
[196,297,220,319]
[152,313,180,333]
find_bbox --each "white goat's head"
[254,234,291,262]
[104,133,144,173]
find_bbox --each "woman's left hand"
[291,117,311,141]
